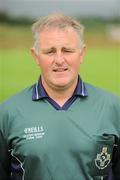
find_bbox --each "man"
[0,13,120,180]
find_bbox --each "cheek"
[69,58,81,71]
[40,65,48,74]
[38,59,50,71]
[39,61,53,77]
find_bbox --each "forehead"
[39,27,80,48]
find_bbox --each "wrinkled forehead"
[39,26,79,38]
[38,27,80,49]
[39,26,79,40]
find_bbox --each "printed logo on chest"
[23,126,45,140]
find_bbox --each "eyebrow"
[41,47,56,53]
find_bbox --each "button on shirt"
[32,76,88,110]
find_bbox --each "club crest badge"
[95,147,111,169]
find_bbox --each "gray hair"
[31,13,85,52]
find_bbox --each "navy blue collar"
[32,76,88,101]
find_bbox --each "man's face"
[32,27,85,91]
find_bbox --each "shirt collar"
[32,75,88,101]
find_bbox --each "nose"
[54,51,65,65]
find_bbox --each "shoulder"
[85,82,120,107]
[85,82,120,99]
[0,85,34,115]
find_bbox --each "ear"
[30,48,40,65]
[79,45,86,64]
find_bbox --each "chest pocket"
[89,134,115,178]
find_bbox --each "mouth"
[53,68,68,72]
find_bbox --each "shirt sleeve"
[112,97,120,179]
[0,104,11,179]
[112,137,120,179]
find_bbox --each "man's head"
[31,13,86,93]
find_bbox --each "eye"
[62,48,75,53]
[46,51,53,54]
[44,49,56,55]
[64,50,73,53]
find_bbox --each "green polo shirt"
[0,83,120,180]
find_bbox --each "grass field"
[0,24,120,102]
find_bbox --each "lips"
[53,68,68,72]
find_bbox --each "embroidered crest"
[95,147,111,169]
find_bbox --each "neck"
[41,78,78,107]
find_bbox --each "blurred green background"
[0,10,120,102]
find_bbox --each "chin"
[52,80,71,89]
